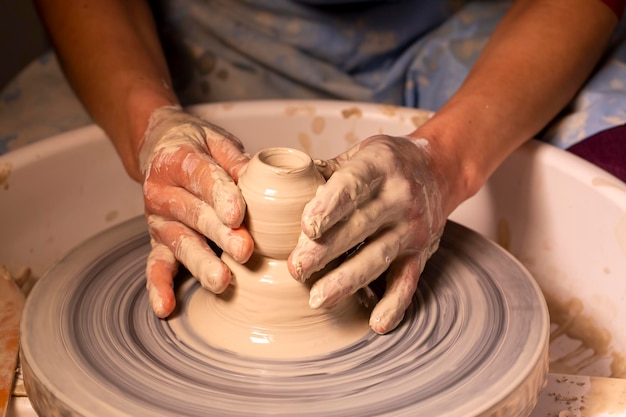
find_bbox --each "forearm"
[34,0,179,181]
[414,0,618,214]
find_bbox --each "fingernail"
[227,236,245,261]
[200,264,232,294]
[307,221,321,239]
[288,257,307,282]
[369,311,404,335]
[303,215,322,239]
[147,283,168,318]
[369,314,386,334]
[213,182,245,226]
[309,287,325,309]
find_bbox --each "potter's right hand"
[139,106,254,318]
[288,135,448,335]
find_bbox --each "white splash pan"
[2,100,626,416]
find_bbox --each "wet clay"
[170,147,372,359]
[545,291,626,378]
[176,252,372,359]
[21,215,550,417]
[0,275,23,407]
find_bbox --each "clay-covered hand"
[139,106,254,318]
[288,135,447,334]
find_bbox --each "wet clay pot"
[184,147,372,359]
[238,147,326,259]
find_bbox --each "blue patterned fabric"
[0,53,91,153]
[152,0,465,104]
[1,0,625,154]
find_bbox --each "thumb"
[313,158,340,180]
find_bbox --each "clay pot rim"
[255,147,314,174]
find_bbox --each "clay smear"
[546,292,626,377]
[0,276,24,407]
[175,252,371,359]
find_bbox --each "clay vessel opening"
[257,147,313,173]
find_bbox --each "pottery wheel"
[20,216,549,417]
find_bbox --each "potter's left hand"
[139,107,254,318]
[288,135,447,334]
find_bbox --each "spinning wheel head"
[20,217,549,417]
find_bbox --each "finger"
[199,121,250,181]
[288,195,403,281]
[312,158,340,180]
[307,227,403,309]
[311,145,359,181]
[145,185,253,263]
[150,148,247,228]
[301,146,386,239]
[143,106,249,181]
[369,253,426,334]
[147,215,232,294]
[145,239,178,318]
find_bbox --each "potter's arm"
[35,0,255,317]
[414,0,619,211]
[33,0,177,182]
[289,0,619,334]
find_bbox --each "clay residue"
[496,218,511,251]
[310,116,325,135]
[603,115,626,126]
[361,31,397,55]
[0,162,13,190]
[378,104,399,118]
[450,38,485,62]
[543,375,587,416]
[297,132,312,156]
[410,113,431,129]
[345,131,360,145]
[339,107,364,147]
[0,272,25,407]
[285,104,317,117]
[341,106,362,119]
[545,292,626,377]
[172,254,372,360]
[591,176,626,192]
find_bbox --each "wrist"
[97,78,179,182]
[408,91,534,216]
[407,116,490,217]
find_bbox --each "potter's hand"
[140,106,254,317]
[288,135,446,334]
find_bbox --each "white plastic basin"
[2,100,625,416]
